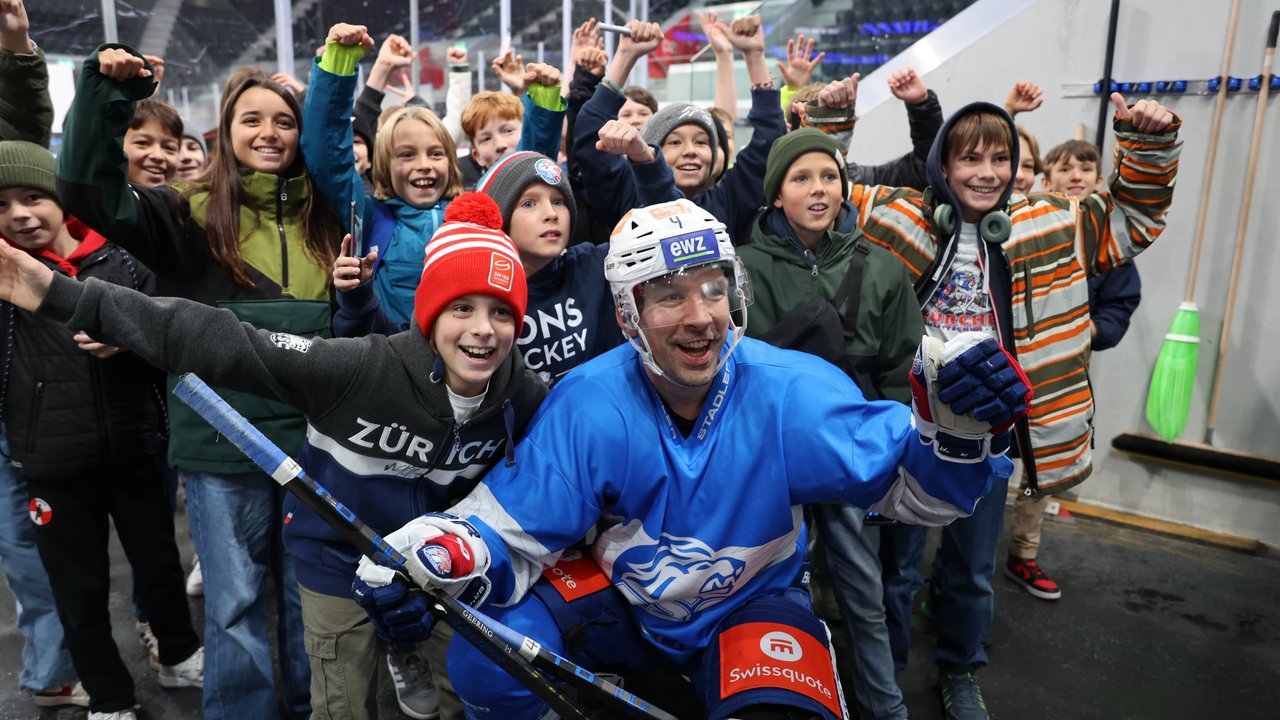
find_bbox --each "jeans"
[812,504,907,720]
[0,427,76,692]
[880,472,1010,673]
[185,471,310,719]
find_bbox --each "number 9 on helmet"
[605,199,753,383]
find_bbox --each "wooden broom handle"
[1205,11,1279,440]
[1185,0,1242,302]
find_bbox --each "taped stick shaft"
[171,374,591,720]
[599,22,632,36]
[171,374,675,720]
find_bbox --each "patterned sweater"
[849,103,1181,494]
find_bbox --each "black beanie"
[0,141,58,201]
[474,151,578,235]
[763,129,849,206]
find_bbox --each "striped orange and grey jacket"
[848,111,1182,494]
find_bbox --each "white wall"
[851,0,1280,546]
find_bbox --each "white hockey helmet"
[604,199,752,383]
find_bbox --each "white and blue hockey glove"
[355,513,492,609]
[910,332,1032,463]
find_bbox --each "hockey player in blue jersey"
[352,199,1032,720]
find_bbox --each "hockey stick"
[171,373,680,720]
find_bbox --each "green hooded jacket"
[738,205,923,405]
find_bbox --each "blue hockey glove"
[352,574,436,645]
[910,332,1031,462]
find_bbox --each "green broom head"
[1145,302,1200,442]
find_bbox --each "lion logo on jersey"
[616,534,747,622]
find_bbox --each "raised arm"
[0,0,51,146]
[1078,93,1181,275]
[301,22,374,235]
[701,11,738,123]
[443,46,472,146]
[517,62,567,159]
[55,45,162,248]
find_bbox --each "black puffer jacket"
[1,225,165,480]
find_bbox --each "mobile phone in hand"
[348,200,364,257]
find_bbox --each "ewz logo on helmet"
[720,621,842,716]
[662,228,720,268]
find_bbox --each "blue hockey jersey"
[452,336,1009,661]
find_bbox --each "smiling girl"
[56,50,340,720]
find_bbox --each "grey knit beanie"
[641,103,719,181]
[763,129,849,206]
[0,141,58,201]
[475,151,578,235]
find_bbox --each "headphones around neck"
[932,203,1012,244]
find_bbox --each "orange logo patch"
[488,252,514,292]
[719,622,841,717]
[541,549,612,602]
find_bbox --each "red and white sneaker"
[33,681,90,707]
[1004,556,1062,600]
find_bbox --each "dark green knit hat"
[0,141,58,201]
[763,128,848,206]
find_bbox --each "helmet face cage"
[605,200,753,383]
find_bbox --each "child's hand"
[142,54,166,91]
[523,62,560,90]
[333,235,378,292]
[375,33,413,68]
[1111,92,1175,133]
[446,46,468,65]
[73,331,123,359]
[0,241,53,312]
[777,34,824,88]
[596,119,655,163]
[1004,80,1043,116]
[327,23,375,52]
[271,71,307,97]
[492,49,527,94]
[817,73,859,110]
[699,11,733,58]
[383,72,416,102]
[97,48,152,81]
[1,0,32,54]
[727,15,765,56]
[887,67,928,105]
[617,20,663,57]
[571,18,602,60]
[574,45,608,77]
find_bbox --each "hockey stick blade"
[172,373,679,720]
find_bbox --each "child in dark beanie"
[0,138,203,719]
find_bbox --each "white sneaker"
[159,646,204,689]
[386,645,439,719]
[88,710,138,720]
[186,555,204,597]
[32,680,90,707]
[135,620,160,671]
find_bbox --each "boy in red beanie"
[0,192,548,720]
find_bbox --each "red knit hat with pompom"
[413,192,527,336]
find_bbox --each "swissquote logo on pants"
[719,621,841,716]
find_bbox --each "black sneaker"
[939,670,989,720]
